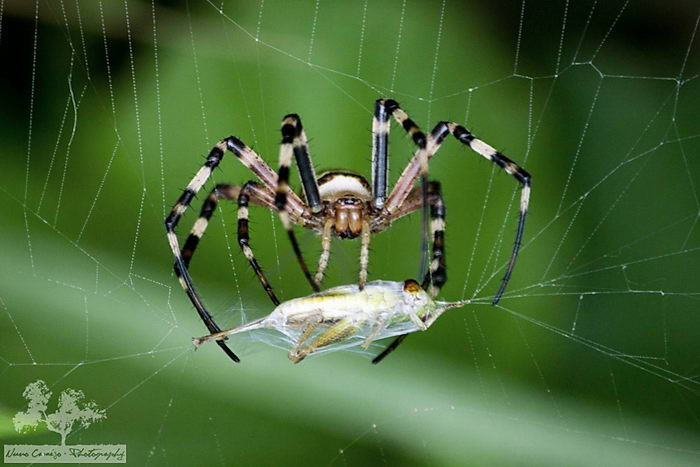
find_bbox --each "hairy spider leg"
[315,220,333,286]
[423,181,447,297]
[372,181,446,364]
[383,120,531,305]
[374,98,432,291]
[371,100,390,210]
[180,184,275,269]
[178,183,280,308]
[237,181,282,306]
[359,220,371,288]
[275,114,321,292]
[165,142,239,361]
[165,137,311,362]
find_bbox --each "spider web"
[0,0,699,465]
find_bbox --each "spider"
[165,98,531,363]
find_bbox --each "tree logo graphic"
[12,380,107,446]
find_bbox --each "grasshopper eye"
[403,279,422,294]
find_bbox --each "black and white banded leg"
[175,183,277,359]
[165,136,311,362]
[444,122,530,303]
[373,98,433,279]
[180,183,275,270]
[238,181,282,307]
[165,142,240,361]
[383,121,531,305]
[422,181,447,297]
[371,100,391,210]
[275,114,321,292]
[372,181,446,364]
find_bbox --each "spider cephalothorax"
[165,99,531,363]
[317,171,372,239]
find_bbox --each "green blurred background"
[1,0,699,465]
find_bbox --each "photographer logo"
[4,380,126,464]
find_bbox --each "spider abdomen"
[317,170,372,201]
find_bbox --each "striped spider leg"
[165,137,317,362]
[370,103,532,363]
[383,118,532,303]
[371,98,433,277]
[274,114,322,292]
[370,178,447,364]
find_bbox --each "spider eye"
[403,279,422,294]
